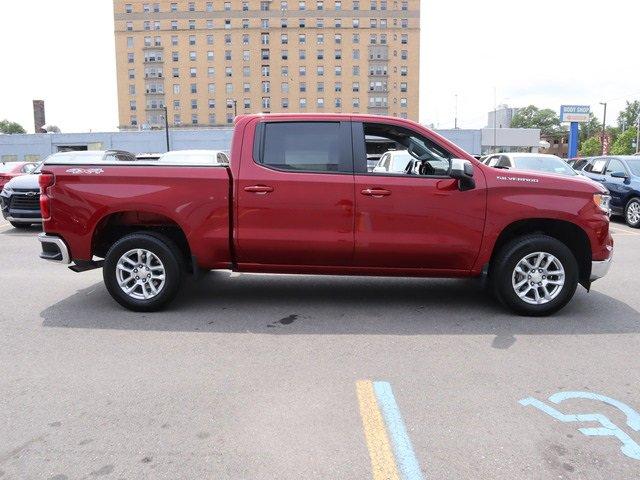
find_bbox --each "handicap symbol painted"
[520,391,640,460]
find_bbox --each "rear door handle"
[244,185,274,194]
[361,188,391,197]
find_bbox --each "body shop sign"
[560,105,591,123]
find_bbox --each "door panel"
[236,120,355,266]
[354,175,486,270]
[604,159,631,213]
[352,120,486,272]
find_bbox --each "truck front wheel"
[492,234,578,316]
[103,232,183,312]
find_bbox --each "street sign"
[560,105,591,123]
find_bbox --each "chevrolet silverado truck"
[37,114,613,316]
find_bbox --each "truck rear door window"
[259,122,351,173]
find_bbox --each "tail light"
[39,173,55,221]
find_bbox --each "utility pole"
[636,115,640,154]
[233,99,238,118]
[454,94,458,129]
[163,105,170,152]
[493,87,497,153]
[600,102,607,155]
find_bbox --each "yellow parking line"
[356,380,401,480]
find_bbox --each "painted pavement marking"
[520,391,640,460]
[357,380,425,480]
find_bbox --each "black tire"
[624,198,640,228]
[10,222,32,229]
[103,232,184,312]
[492,234,579,316]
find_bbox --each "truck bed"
[42,162,232,269]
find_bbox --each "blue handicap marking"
[520,391,640,461]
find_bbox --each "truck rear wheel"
[103,232,183,312]
[492,234,578,316]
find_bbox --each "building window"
[127,53,134,63]
[400,98,407,107]
[300,82,307,92]
[207,35,214,45]
[190,67,197,77]
[242,18,250,28]
[130,100,136,111]
[282,98,289,108]
[243,66,250,77]
[173,84,180,94]
[191,99,198,109]
[261,1,270,10]
[299,50,306,60]
[262,65,270,76]
[188,20,196,29]
[334,34,342,44]
[317,98,324,108]
[334,18,342,27]
[128,69,135,79]
[317,33,324,44]
[208,67,215,77]
[188,2,195,11]
[299,66,307,76]
[335,66,342,76]
[172,68,179,77]
[125,4,133,13]
[129,84,136,95]
[225,50,232,60]
[189,35,196,46]
[299,98,307,108]
[225,19,232,29]
[335,98,342,108]
[317,82,324,92]
[206,2,213,11]
[335,49,342,59]
[192,114,198,125]
[126,22,133,31]
[127,37,134,48]
[208,51,214,61]
[352,18,359,28]
[243,83,251,93]
[171,35,178,46]
[170,2,177,12]
[261,49,270,60]
[191,84,197,94]
[173,99,180,110]
[243,50,250,61]
[189,51,196,61]
[225,67,233,77]
[299,0,306,9]
[226,83,233,94]
[352,82,359,92]
[317,49,324,60]
[299,18,306,27]
[353,97,360,108]
[335,0,341,10]
[281,18,288,27]
[317,66,324,76]
[282,82,290,93]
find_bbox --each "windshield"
[513,156,576,176]
[626,159,640,176]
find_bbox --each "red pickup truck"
[38,114,613,316]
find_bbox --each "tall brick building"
[114,0,420,129]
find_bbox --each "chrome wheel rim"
[116,249,166,300]
[627,202,640,225]
[512,252,565,305]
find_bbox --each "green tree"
[511,105,566,140]
[579,136,602,157]
[617,100,640,131]
[610,127,637,155]
[0,119,26,134]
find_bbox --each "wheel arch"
[489,218,592,286]
[91,210,193,270]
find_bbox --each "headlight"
[593,193,611,214]
[0,185,12,196]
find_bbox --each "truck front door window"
[359,122,451,176]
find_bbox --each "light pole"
[163,105,170,152]
[233,99,237,118]
[600,102,607,155]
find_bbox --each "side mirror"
[450,158,476,191]
[610,171,628,179]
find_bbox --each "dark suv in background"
[579,156,640,227]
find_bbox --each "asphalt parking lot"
[0,219,639,480]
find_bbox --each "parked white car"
[372,150,413,174]
[156,150,229,165]
[483,153,577,177]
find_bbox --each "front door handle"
[244,185,274,194]
[361,188,391,197]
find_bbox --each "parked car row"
[0,150,229,228]
[570,156,640,227]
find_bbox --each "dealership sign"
[560,105,591,123]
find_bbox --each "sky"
[1,0,639,133]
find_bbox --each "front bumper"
[590,256,612,281]
[38,234,71,264]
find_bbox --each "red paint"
[0,162,36,189]
[41,113,612,278]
